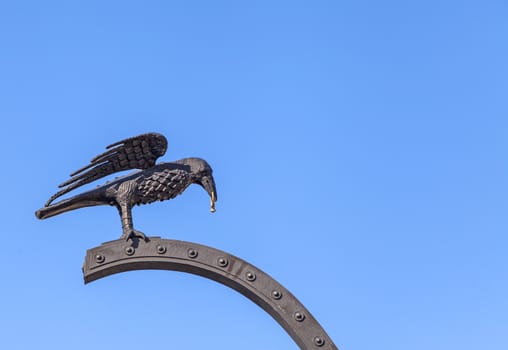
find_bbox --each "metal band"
[83,237,338,350]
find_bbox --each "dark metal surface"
[35,133,217,240]
[83,237,339,350]
[36,132,339,348]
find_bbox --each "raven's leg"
[117,202,148,241]
[114,180,148,241]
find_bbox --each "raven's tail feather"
[35,191,108,220]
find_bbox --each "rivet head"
[125,246,135,256]
[313,336,325,347]
[217,257,228,267]
[294,312,305,322]
[246,271,256,281]
[156,245,166,254]
[95,254,105,263]
[187,248,198,258]
[271,290,282,300]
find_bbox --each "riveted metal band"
[83,237,338,350]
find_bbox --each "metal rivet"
[156,245,166,254]
[271,290,282,300]
[246,271,256,281]
[294,312,305,322]
[125,246,135,256]
[217,257,228,267]
[95,254,105,263]
[187,248,198,258]
[313,336,325,347]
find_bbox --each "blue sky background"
[0,1,507,349]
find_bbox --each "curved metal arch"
[83,237,338,350]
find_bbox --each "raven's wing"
[45,132,168,206]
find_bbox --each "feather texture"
[45,133,167,206]
[136,168,190,204]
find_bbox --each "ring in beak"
[210,191,216,213]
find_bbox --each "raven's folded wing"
[44,132,168,206]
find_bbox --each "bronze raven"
[35,132,217,241]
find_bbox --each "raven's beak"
[200,175,217,213]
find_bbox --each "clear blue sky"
[0,1,506,349]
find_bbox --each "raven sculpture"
[35,132,217,241]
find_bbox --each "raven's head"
[176,157,217,212]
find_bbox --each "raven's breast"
[136,168,191,205]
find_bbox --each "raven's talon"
[121,229,148,242]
